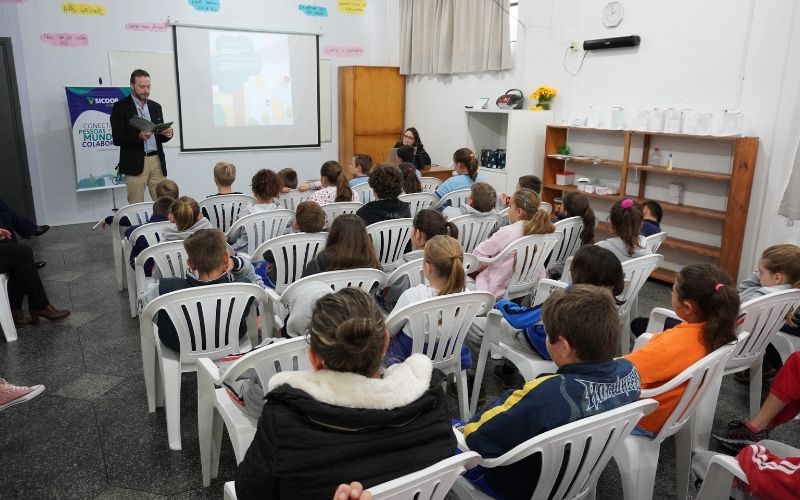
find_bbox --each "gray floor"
[1,224,796,499]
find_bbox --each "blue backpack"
[495,299,551,360]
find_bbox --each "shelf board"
[629,164,731,181]
[478,167,507,175]
[632,198,727,220]
[597,222,722,258]
[542,183,621,202]
[546,155,624,168]
[549,125,754,141]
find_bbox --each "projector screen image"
[175,25,320,151]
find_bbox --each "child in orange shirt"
[624,264,740,435]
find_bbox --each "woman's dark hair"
[369,164,404,200]
[570,246,625,301]
[404,127,422,148]
[324,214,381,270]
[675,264,740,352]
[308,288,386,377]
[397,146,415,164]
[320,161,353,202]
[453,147,478,181]
[609,198,644,256]
[413,209,458,243]
[399,162,422,193]
[563,192,596,245]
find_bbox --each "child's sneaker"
[0,379,45,411]
[712,419,768,453]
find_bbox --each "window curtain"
[779,136,800,220]
[399,0,511,75]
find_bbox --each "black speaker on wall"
[583,35,641,51]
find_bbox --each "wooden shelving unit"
[542,125,758,282]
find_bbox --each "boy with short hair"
[443,182,497,219]
[349,154,373,188]
[140,228,261,352]
[209,161,242,197]
[498,175,541,207]
[277,168,299,191]
[156,178,179,200]
[461,285,641,499]
[641,200,663,237]
[127,195,175,268]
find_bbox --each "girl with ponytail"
[311,160,359,205]
[625,264,740,435]
[434,147,481,200]
[472,188,555,297]
[597,198,651,262]
[235,287,456,498]
[163,196,213,241]
[559,192,596,245]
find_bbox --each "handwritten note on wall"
[189,0,220,12]
[62,2,106,15]
[41,33,89,47]
[324,46,363,57]
[338,0,366,14]
[299,4,327,17]
[126,22,169,32]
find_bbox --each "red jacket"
[737,443,800,499]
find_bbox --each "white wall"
[0,0,389,226]
[404,0,800,279]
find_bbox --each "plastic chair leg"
[140,331,157,413]
[692,372,725,452]
[675,423,692,500]
[126,265,137,318]
[614,436,659,500]
[113,233,125,291]
[160,356,183,451]
[749,357,764,418]
[0,277,18,343]
[456,369,470,421]
[211,410,224,478]
[197,365,215,486]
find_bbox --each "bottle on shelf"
[666,153,673,171]
[651,147,662,167]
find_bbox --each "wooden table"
[421,165,455,182]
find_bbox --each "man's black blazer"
[110,95,172,176]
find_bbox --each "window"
[510,1,519,43]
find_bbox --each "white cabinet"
[465,109,553,195]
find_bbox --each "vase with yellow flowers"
[529,86,557,110]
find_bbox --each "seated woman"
[0,228,69,326]
[394,127,432,172]
[234,287,456,499]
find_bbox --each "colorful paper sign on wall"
[62,2,106,15]
[299,4,327,17]
[126,22,169,32]
[323,46,363,57]
[189,0,220,12]
[65,86,132,191]
[338,0,366,14]
[41,33,89,47]
[0,0,27,4]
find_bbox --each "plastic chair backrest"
[479,399,659,500]
[225,210,295,255]
[645,339,738,441]
[385,254,478,289]
[491,233,563,300]
[695,454,748,500]
[218,337,311,397]
[550,216,585,268]
[114,202,152,229]
[279,268,387,311]
[128,221,171,249]
[251,232,328,294]
[199,195,256,233]
[450,213,503,253]
[353,183,374,204]
[728,289,800,371]
[320,202,363,229]
[398,192,437,217]
[644,231,668,253]
[436,188,470,209]
[498,207,510,227]
[141,283,269,365]
[618,254,664,317]
[277,190,315,211]
[531,278,569,307]
[135,240,191,293]
[366,218,414,271]
[368,452,482,500]
[385,291,495,371]
[419,177,442,192]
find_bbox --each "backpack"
[495,299,551,360]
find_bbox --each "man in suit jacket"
[111,69,174,204]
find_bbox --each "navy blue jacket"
[641,219,661,237]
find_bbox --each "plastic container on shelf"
[556,171,575,185]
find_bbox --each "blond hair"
[424,235,465,296]
[512,188,555,235]
[213,162,236,187]
[169,196,200,231]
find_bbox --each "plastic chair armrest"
[646,307,679,333]
[453,427,470,452]
[633,332,654,351]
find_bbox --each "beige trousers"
[126,155,164,204]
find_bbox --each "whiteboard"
[109,50,181,148]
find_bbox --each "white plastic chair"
[613,336,739,500]
[277,189,315,210]
[124,221,171,317]
[547,216,584,275]
[695,454,749,500]
[436,188,471,210]
[225,209,295,257]
[476,233,563,300]
[385,291,496,420]
[111,202,152,291]
[366,218,414,272]
[398,192,437,217]
[134,241,191,314]
[452,399,659,500]
[224,481,236,500]
[617,254,664,355]
[197,337,310,486]
[250,232,328,295]
[420,177,442,192]
[367,451,482,499]
[320,201,363,229]
[0,273,17,342]
[540,201,552,214]
[139,283,269,450]
[498,207,510,227]
[450,213,504,253]
[199,194,256,233]
[353,183,375,204]
[771,329,800,365]
[644,231,668,253]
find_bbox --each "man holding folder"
[111,69,174,203]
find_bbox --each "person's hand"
[334,482,371,500]
[139,130,153,141]
[500,193,510,206]
[297,183,311,192]
[281,186,292,193]
[0,228,12,239]
[160,128,174,139]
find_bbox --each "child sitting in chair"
[208,161,243,197]
[443,182,497,220]
[640,200,663,237]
